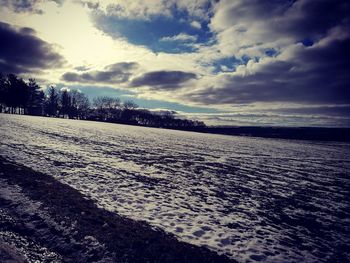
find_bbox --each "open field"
[1,114,350,262]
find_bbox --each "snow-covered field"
[1,114,349,262]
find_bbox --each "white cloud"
[190,20,201,29]
[82,0,211,20]
[160,33,197,42]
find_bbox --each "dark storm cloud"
[131,71,197,90]
[273,0,350,39]
[62,62,139,84]
[188,33,350,105]
[0,21,65,74]
[188,40,350,105]
[215,0,350,40]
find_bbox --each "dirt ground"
[0,157,233,263]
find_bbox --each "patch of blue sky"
[157,40,196,53]
[241,55,252,64]
[300,38,314,47]
[94,10,213,53]
[64,85,134,100]
[130,97,221,113]
[211,56,242,73]
[264,48,278,57]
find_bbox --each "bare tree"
[70,90,90,119]
[45,86,59,117]
[60,89,71,118]
[93,96,121,120]
[123,100,138,110]
[0,73,6,112]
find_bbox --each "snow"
[1,114,350,262]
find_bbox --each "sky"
[0,0,349,127]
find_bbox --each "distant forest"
[0,73,205,129]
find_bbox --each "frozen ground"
[1,114,350,262]
[0,157,229,263]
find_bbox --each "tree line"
[0,73,206,129]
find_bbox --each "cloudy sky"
[1,0,349,126]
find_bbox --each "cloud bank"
[131,71,197,90]
[62,62,138,84]
[0,22,65,74]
